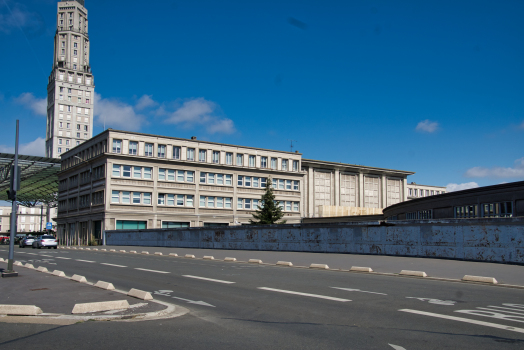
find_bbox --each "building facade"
[55,130,415,245]
[0,206,58,234]
[406,182,446,200]
[46,0,94,158]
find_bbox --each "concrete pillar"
[334,169,340,206]
[359,173,364,207]
[381,175,387,208]
[308,167,314,217]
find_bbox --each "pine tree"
[250,177,287,225]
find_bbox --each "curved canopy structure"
[0,153,61,206]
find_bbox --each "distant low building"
[406,182,446,200]
[0,206,58,233]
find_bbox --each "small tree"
[250,177,286,225]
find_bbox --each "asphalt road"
[1,247,523,350]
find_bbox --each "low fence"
[106,217,524,264]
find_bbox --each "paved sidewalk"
[0,260,175,324]
[102,245,524,286]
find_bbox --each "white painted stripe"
[182,275,235,284]
[56,257,71,260]
[76,259,96,263]
[478,307,524,316]
[503,303,524,310]
[26,253,37,255]
[101,263,127,268]
[258,287,351,302]
[40,255,53,257]
[486,306,524,314]
[399,309,524,334]
[135,268,170,274]
[331,287,387,295]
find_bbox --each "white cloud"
[446,182,479,192]
[135,95,158,111]
[0,2,45,37]
[464,157,524,179]
[163,98,236,134]
[415,119,439,133]
[0,137,45,156]
[14,92,46,116]
[94,93,145,131]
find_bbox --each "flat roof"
[302,158,415,175]
[61,129,303,157]
[0,154,61,204]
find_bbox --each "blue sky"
[0,0,523,191]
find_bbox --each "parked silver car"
[32,235,58,249]
[19,236,37,248]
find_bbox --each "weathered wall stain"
[106,218,524,264]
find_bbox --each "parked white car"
[32,235,58,249]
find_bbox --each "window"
[293,160,299,171]
[111,190,119,203]
[261,157,268,168]
[238,175,244,186]
[112,139,121,153]
[286,180,292,190]
[226,152,233,165]
[167,169,175,181]
[414,189,418,197]
[159,168,166,181]
[217,174,224,185]
[293,181,299,190]
[129,141,138,155]
[158,194,165,205]
[271,158,277,169]
[187,148,195,161]
[245,177,251,187]
[133,166,142,178]
[199,150,207,162]
[143,167,152,179]
[236,154,243,166]
[200,172,206,184]
[212,151,220,164]
[122,165,131,178]
[409,188,413,196]
[225,174,232,186]
[481,202,513,218]
[112,164,120,177]
[115,221,147,230]
[158,145,166,158]
[121,191,130,204]
[145,143,153,157]
[133,192,141,204]
[162,222,190,229]
[173,146,181,159]
[293,202,299,212]
[282,159,288,171]
[143,193,151,204]
[249,155,255,167]
[261,178,267,188]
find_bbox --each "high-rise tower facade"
[46,0,94,158]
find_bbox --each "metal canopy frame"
[0,153,61,206]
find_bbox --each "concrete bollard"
[309,264,329,269]
[169,253,178,257]
[400,270,427,277]
[94,281,115,290]
[185,254,195,258]
[462,275,498,284]
[224,257,237,262]
[276,261,293,267]
[128,288,153,300]
[249,259,263,264]
[154,252,163,256]
[350,266,373,273]
[203,256,214,260]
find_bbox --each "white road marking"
[135,268,170,274]
[171,296,215,307]
[400,309,524,334]
[26,253,37,255]
[504,303,524,310]
[76,259,96,263]
[406,297,456,305]
[40,255,53,257]
[389,344,407,350]
[258,287,351,302]
[101,263,127,268]
[182,275,235,284]
[56,257,71,260]
[479,306,524,316]
[455,309,524,323]
[331,287,387,295]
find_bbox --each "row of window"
[109,191,299,211]
[58,94,90,104]
[113,139,299,171]
[112,164,299,190]
[405,210,433,220]
[409,188,445,197]
[455,202,513,219]
[59,87,90,97]
[58,122,89,131]
[57,71,92,85]
[58,105,90,114]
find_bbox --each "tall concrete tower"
[46,0,94,158]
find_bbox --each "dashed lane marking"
[399,309,524,334]
[40,255,53,257]
[56,257,71,260]
[76,259,96,263]
[258,287,351,302]
[135,268,170,274]
[182,275,235,284]
[101,263,127,268]
[331,287,387,295]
